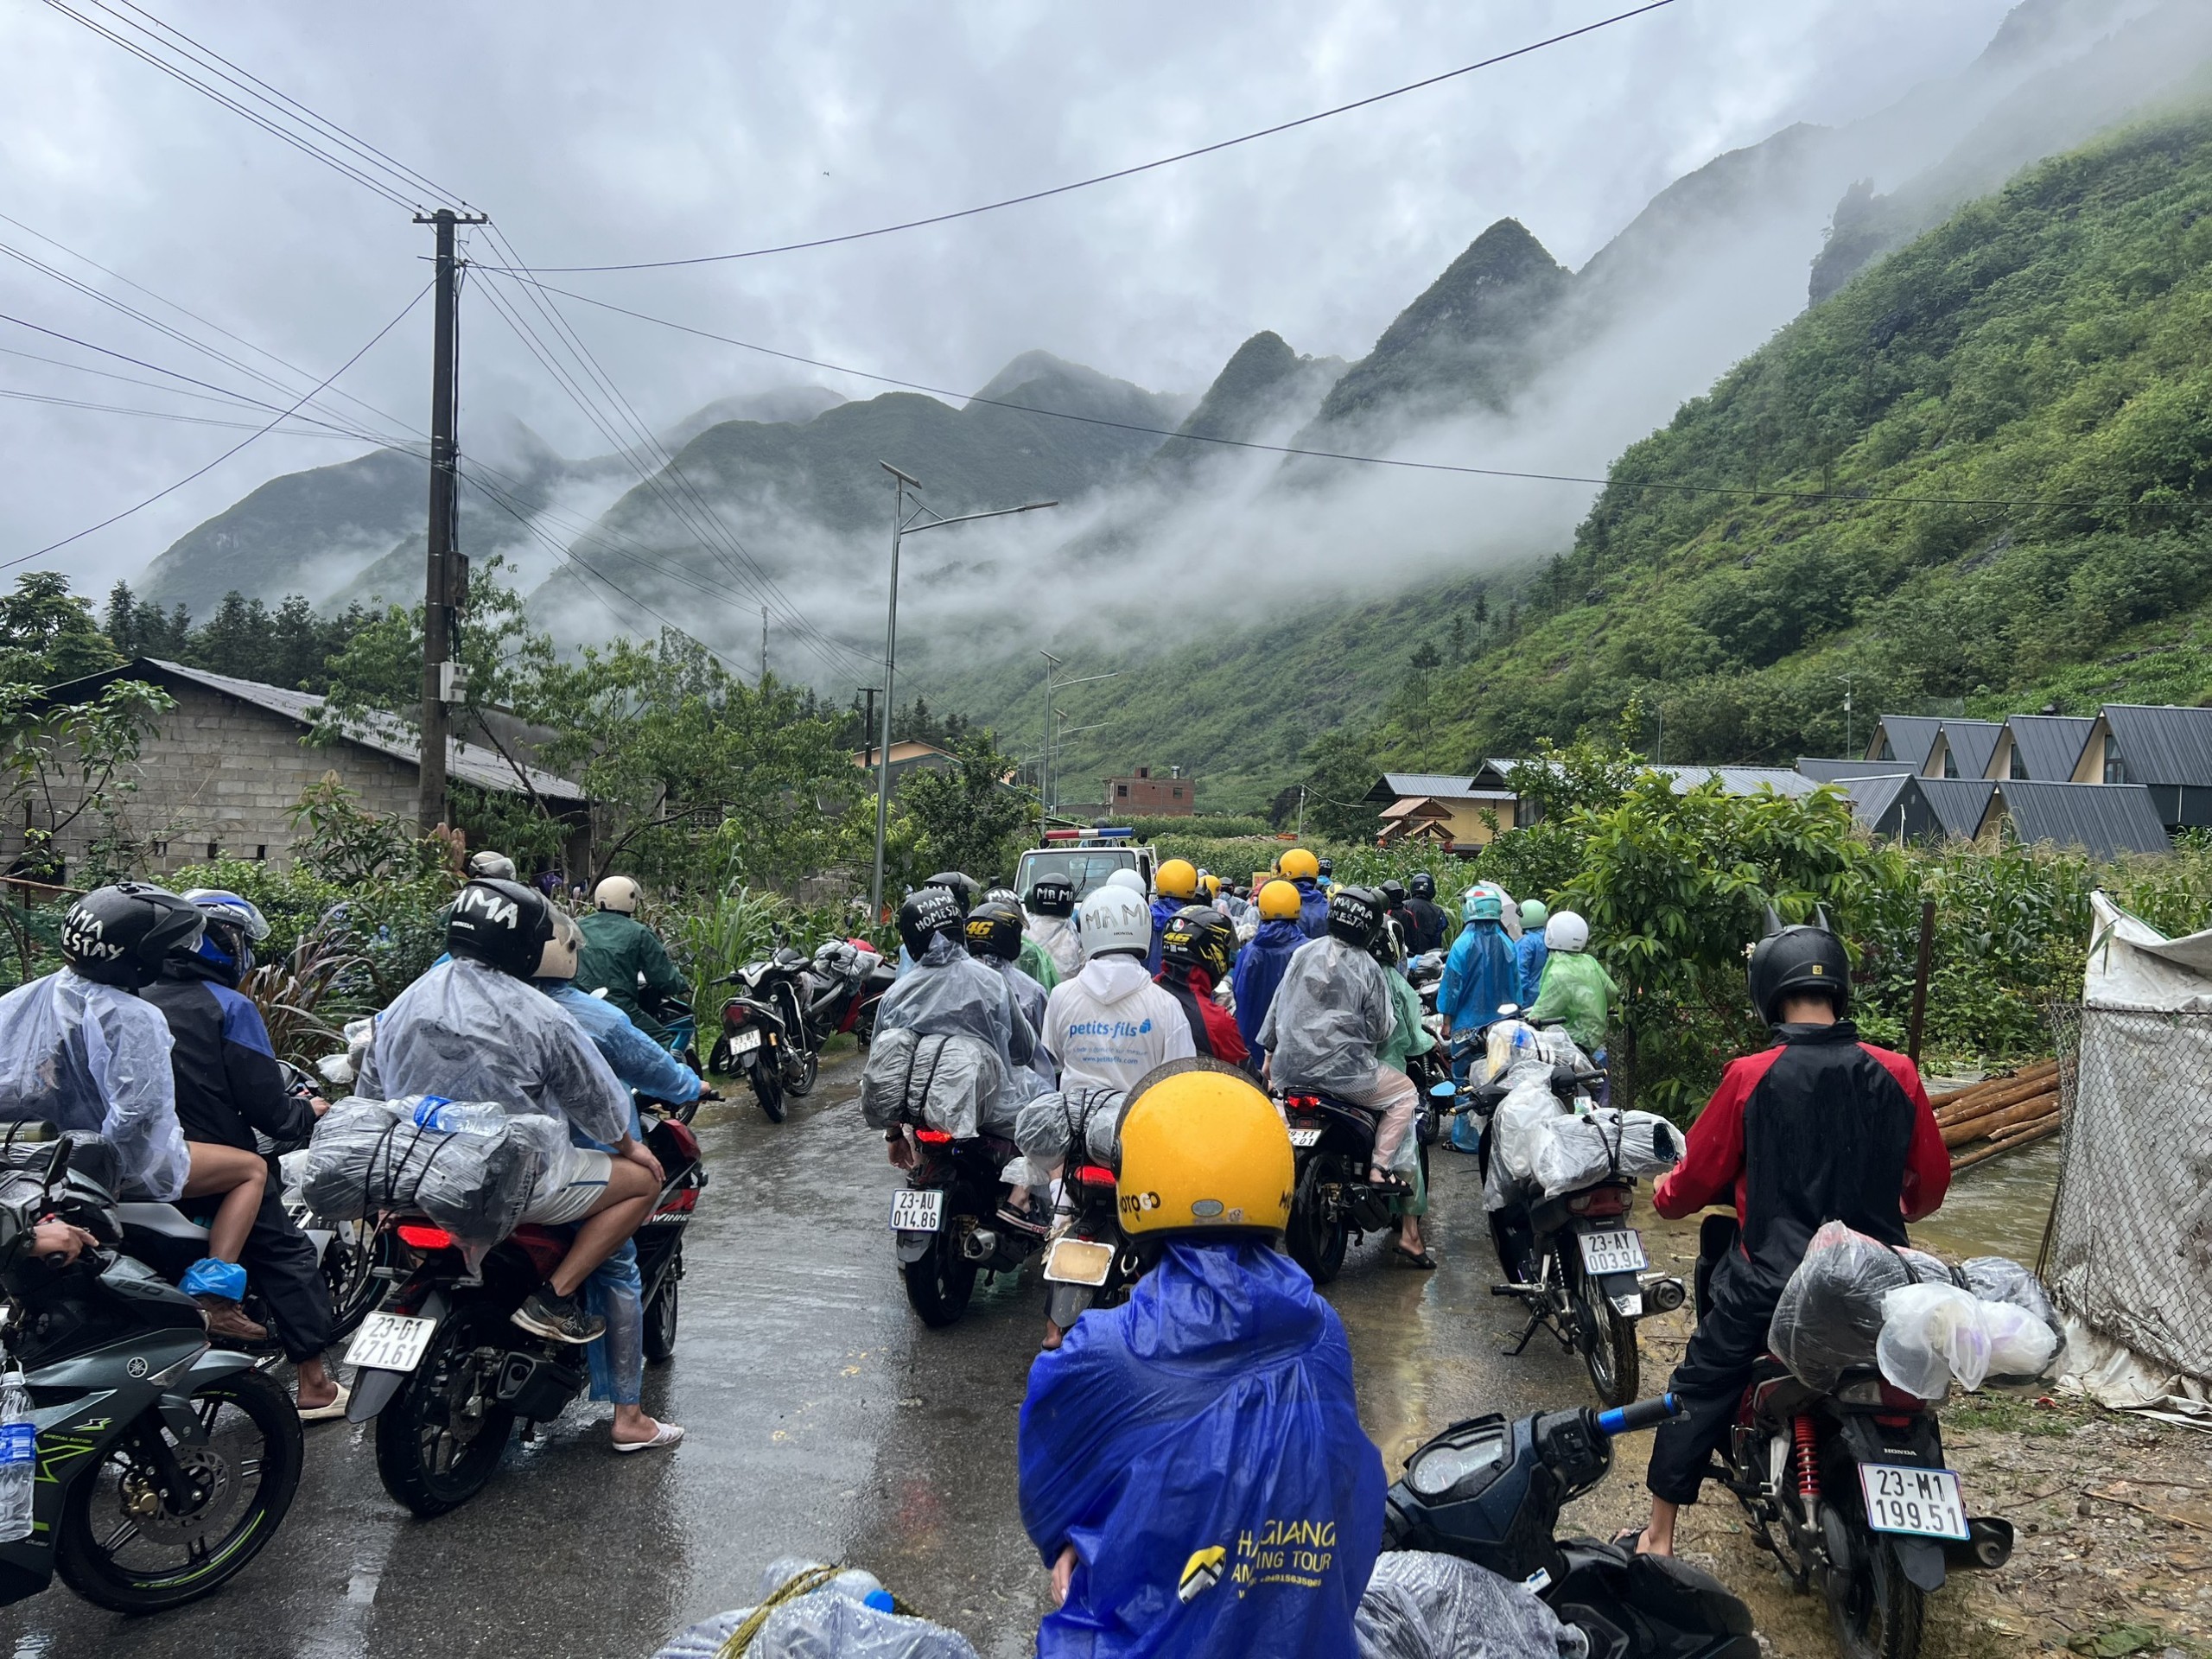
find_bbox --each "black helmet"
[1409,871,1436,901]
[923,872,979,915]
[62,883,203,989]
[445,878,556,978]
[983,886,1022,910]
[1747,906,1851,1025]
[1368,914,1406,969]
[1325,884,1383,950]
[964,899,1025,963]
[1161,905,1236,982]
[1317,857,1334,878]
[1379,879,1408,906]
[1028,875,1076,918]
[898,885,967,960]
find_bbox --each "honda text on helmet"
[446,877,559,978]
[62,882,205,989]
[1746,906,1851,1027]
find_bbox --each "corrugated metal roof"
[1377,772,1493,799]
[1869,715,1944,768]
[1939,720,2003,779]
[1799,757,1915,784]
[1917,778,1997,838]
[1842,772,1914,828]
[1659,765,1819,798]
[2100,704,2212,789]
[146,660,588,804]
[2002,715,2095,781]
[1994,779,2171,858]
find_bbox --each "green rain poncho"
[1529,950,1619,1053]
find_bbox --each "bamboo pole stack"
[1928,1059,2065,1172]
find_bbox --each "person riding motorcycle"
[967,899,1056,1095]
[1148,858,1202,973]
[1637,912,1950,1558]
[1515,897,1551,1006]
[1315,856,1335,891]
[1402,872,1451,956]
[0,884,272,1338]
[467,849,518,881]
[1024,874,1086,982]
[1041,883,1195,1093]
[360,879,663,1345]
[535,910,698,1452]
[1019,1061,1384,1658]
[1527,909,1618,1058]
[1438,889,1518,1068]
[143,890,344,1410]
[985,885,1061,993]
[1276,847,1331,939]
[1155,905,1248,1071]
[575,875,690,1046]
[1378,880,1419,967]
[1255,886,1431,1266]
[1229,880,1306,1055]
[1370,914,1439,1265]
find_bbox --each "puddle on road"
[1909,1138,2062,1266]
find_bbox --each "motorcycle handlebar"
[1596,1393,1681,1436]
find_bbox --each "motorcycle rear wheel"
[1828,1503,1924,1659]
[903,1225,977,1327]
[374,1301,518,1517]
[783,1042,819,1098]
[1285,1157,1349,1285]
[644,1247,681,1363]
[748,1058,786,1122]
[1568,1252,1640,1407]
[56,1367,302,1612]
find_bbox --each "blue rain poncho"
[1020,1242,1384,1659]
[1515,931,1549,1008]
[542,982,702,1105]
[1230,918,1305,1053]
[1437,921,1516,1039]
[0,968,189,1200]
[1294,879,1330,940]
[1255,937,1394,1096]
[1147,895,1180,975]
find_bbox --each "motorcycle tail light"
[722,1003,751,1026]
[395,1222,455,1250]
[1567,1187,1628,1217]
[1073,1164,1116,1188]
[653,1187,697,1217]
[914,1128,953,1146]
[1284,1094,1319,1111]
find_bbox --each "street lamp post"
[869,461,1057,922]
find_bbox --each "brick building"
[22,659,588,880]
[1105,766,1197,817]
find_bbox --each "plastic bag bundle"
[1010,1085,1125,1185]
[298,1095,567,1253]
[652,1558,979,1659]
[1769,1221,1955,1391]
[858,1029,1013,1141]
[1355,1551,1589,1659]
[1489,1076,1567,1195]
[1529,1109,1682,1198]
[1877,1282,1994,1396]
[1962,1255,2062,1343]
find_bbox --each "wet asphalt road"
[0,1054,1599,1659]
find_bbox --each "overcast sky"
[0,0,2024,598]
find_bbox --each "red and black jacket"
[1156,966,1252,1073]
[1656,1021,1949,1293]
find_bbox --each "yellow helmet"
[1201,873,1223,900]
[1154,857,1201,900]
[1257,879,1303,921]
[1278,848,1319,882]
[1116,1059,1294,1239]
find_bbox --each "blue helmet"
[180,888,270,980]
[1463,889,1503,924]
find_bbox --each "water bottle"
[410,1096,507,1135]
[0,1362,34,1542]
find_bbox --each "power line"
[0,385,357,436]
[478,1,1682,273]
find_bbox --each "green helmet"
[1520,898,1549,930]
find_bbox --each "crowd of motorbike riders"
[0,836,1954,1657]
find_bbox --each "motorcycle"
[0,1135,303,1612]
[712,939,893,1123]
[1277,1090,1417,1286]
[1707,1225,2013,1659]
[342,1115,706,1516]
[1384,1390,1759,1658]
[1039,1160,1141,1344]
[890,1126,1039,1328]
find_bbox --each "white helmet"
[467,849,518,881]
[535,911,582,981]
[1105,868,1147,896]
[594,875,641,913]
[1078,883,1153,957]
[1545,910,1590,953]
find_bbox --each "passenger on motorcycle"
[1378,880,1418,968]
[1147,858,1202,973]
[1155,905,1249,1071]
[1637,912,1949,1558]
[466,849,518,881]
[1040,883,1195,1095]
[1255,886,1431,1265]
[893,870,981,974]
[1438,888,1518,1096]
[1402,872,1451,956]
[535,911,693,1452]
[360,879,664,1346]
[1277,848,1331,938]
[1230,880,1306,1055]
[1372,915,1439,1265]
[983,886,1060,993]
[1527,910,1618,1060]
[966,900,1057,1094]
[1023,875,1086,982]
[1515,898,1550,1007]
[1019,1061,1383,1659]
[0,884,273,1341]
[143,890,344,1409]
[575,875,690,1046]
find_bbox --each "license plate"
[1577,1228,1648,1274]
[1043,1236,1116,1286]
[344,1311,438,1374]
[1287,1127,1323,1147]
[889,1190,944,1233]
[728,1029,763,1054]
[1859,1464,1970,1541]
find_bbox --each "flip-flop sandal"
[296,1384,351,1423]
[613,1421,685,1454]
[1390,1247,1440,1270]
[1611,1527,1644,1550]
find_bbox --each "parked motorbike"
[1707,1228,2012,1659]
[891,1127,1039,1328]
[0,1135,303,1612]
[343,1116,705,1516]
[638,983,702,1077]
[1384,1391,1759,1658]
[1039,1160,1141,1344]
[1277,1090,1418,1285]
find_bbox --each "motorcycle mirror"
[1427,1082,1458,1100]
[44,1134,72,1192]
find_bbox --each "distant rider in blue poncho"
[1229,880,1307,1055]
[1437,887,1519,1153]
[1020,1058,1384,1659]
[1278,848,1332,939]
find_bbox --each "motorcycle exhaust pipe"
[1641,1274,1687,1313]
[961,1228,1000,1262]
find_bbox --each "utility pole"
[1295,784,1308,840]
[861,686,880,770]
[414,207,486,833]
[760,606,769,683]
[1039,651,1059,842]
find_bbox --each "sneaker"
[194,1294,269,1343]
[511,1289,605,1344]
[996,1198,1049,1238]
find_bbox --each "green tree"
[896,729,1034,886]
[0,573,122,685]
[1298,728,1382,842]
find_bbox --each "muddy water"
[1906,1139,2063,1267]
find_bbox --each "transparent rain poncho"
[1356,1551,1589,1659]
[356,957,631,1147]
[0,969,189,1200]
[1255,936,1395,1096]
[868,934,1036,1123]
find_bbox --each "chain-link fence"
[2041,999,2212,1383]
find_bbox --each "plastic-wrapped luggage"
[1529,1109,1682,1198]
[298,1095,569,1255]
[1962,1255,2063,1347]
[1769,1220,1954,1392]
[1008,1085,1124,1186]
[1878,1280,2059,1395]
[1356,1551,1588,1659]
[858,1029,1014,1141]
[652,1558,979,1659]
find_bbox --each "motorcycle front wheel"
[1567,1249,1641,1407]
[902,1223,977,1327]
[1827,1497,1925,1659]
[1285,1156,1349,1285]
[748,1057,786,1122]
[57,1366,303,1612]
[783,1041,819,1098]
[374,1301,518,1517]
